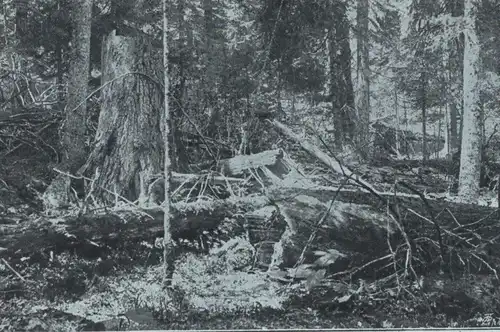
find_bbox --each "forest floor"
[1,151,500,331]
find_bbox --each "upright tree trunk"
[458,0,482,202]
[162,0,175,288]
[1,0,14,46]
[395,89,400,155]
[449,103,458,153]
[355,0,371,158]
[80,31,163,204]
[171,0,189,171]
[203,0,219,137]
[420,71,428,162]
[61,0,93,171]
[55,46,64,112]
[329,1,355,151]
[43,0,92,208]
[448,0,465,154]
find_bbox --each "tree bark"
[43,0,92,209]
[395,89,401,155]
[458,0,482,202]
[162,0,175,288]
[421,71,428,163]
[203,0,219,137]
[448,0,465,154]
[329,1,355,151]
[4,187,499,272]
[170,0,189,171]
[355,0,371,158]
[0,200,248,262]
[80,30,163,204]
[61,0,93,171]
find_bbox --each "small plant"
[469,313,500,327]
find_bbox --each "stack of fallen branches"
[264,118,500,286]
[0,109,61,158]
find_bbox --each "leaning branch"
[267,119,379,194]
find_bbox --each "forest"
[1,0,500,330]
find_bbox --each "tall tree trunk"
[171,0,189,171]
[448,0,465,154]
[421,71,428,163]
[80,31,163,204]
[203,0,218,137]
[61,0,92,171]
[43,0,92,208]
[449,102,458,153]
[162,0,175,288]
[395,89,400,155]
[329,1,355,151]
[56,45,64,113]
[458,0,482,202]
[355,0,371,158]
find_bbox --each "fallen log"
[191,149,286,176]
[0,196,270,263]
[3,172,499,280]
[266,184,500,276]
[171,172,246,184]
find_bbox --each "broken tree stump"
[191,149,287,176]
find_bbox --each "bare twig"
[1,258,26,281]
[470,253,499,280]
[397,181,446,270]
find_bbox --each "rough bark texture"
[329,1,355,151]
[61,0,93,172]
[82,30,163,203]
[0,202,239,263]
[458,0,482,202]
[449,103,459,153]
[203,0,219,137]
[355,0,371,158]
[4,186,499,278]
[162,0,175,287]
[421,71,428,162]
[447,0,465,154]
[42,0,92,209]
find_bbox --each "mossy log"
[0,197,269,263]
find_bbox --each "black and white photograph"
[0,0,499,330]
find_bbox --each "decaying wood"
[2,177,499,278]
[0,196,270,262]
[266,184,500,276]
[192,149,285,176]
[151,172,245,191]
[219,149,284,175]
[267,119,379,194]
[148,172,247,204]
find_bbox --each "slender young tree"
[458,0,481,202]
[162,0,175,288]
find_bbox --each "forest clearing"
[1,0,500,330]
